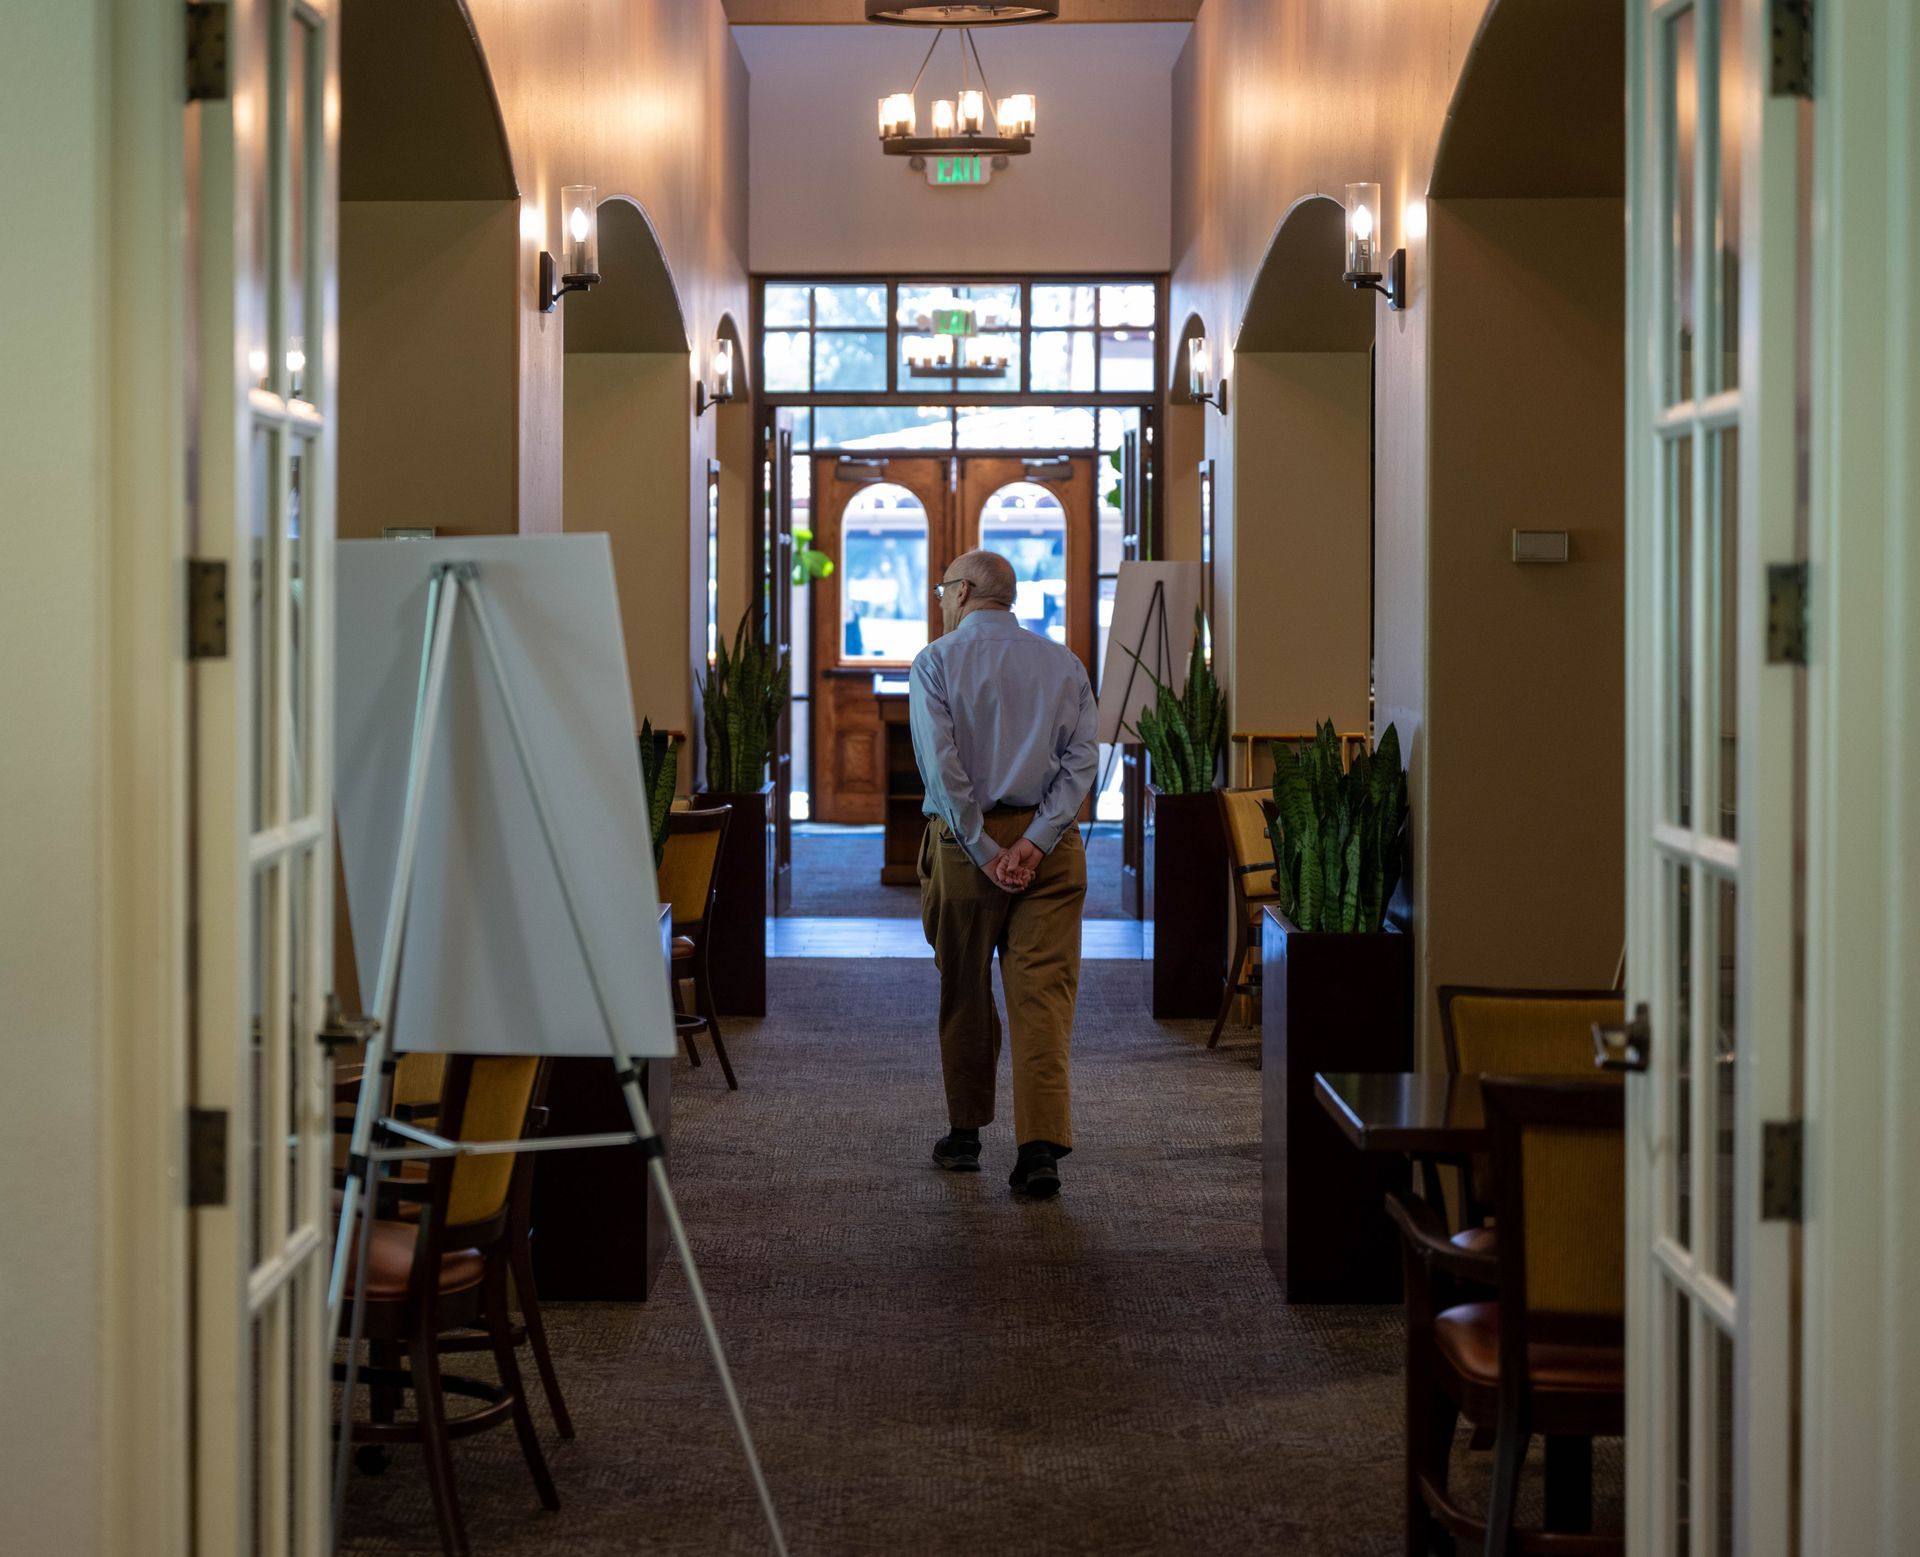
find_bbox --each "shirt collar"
[956,607,1022,638]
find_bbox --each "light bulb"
[713,338,734,398]
[1352,204,1374,242]
[569,206,590,243]
[1188,336,1211,398]
[932,99,956,136]
[958,90,984,134]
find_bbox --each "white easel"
[327,561,786,1555]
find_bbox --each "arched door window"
[840,482,930,661]
[978,481,1067,645]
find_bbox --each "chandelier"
[877,27,1036,160]
[866,2,1058,23]
[899,292,1012,378]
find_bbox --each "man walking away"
[910,549,1098,1200]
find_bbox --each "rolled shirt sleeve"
[909,651,1002,869]
[1023,673,1099,856]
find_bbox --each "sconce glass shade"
[1344,182,1382,280]
[878,93,916,138]
[957,90,986,134]
[561,185,598,278]
[1187,335,1212,401]
[712,338,735,401]
[931,98,957,136]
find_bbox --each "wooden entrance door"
[810,456,951,824]
[956,456,1098,683]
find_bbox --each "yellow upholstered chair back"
[1218,787,1281,902]
[1440,987,1624,1077]
[1483,1077,1626,1321]
[392,1052,446,1111]
[657,804,729,929]
[444,1055,542,1229]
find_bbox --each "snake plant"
[697,612,790,793]
[639,719,677,872]
[1265,721,1408,934]
[1122,607,1225,795]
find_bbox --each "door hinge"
[185,3,229,101]
[1761,1118,1805,1221]
[1766,561,1810,665]
[1770,0,1814,98]
[187,558,229,659]
[187,1107,230,1207]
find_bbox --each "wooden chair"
[337,1055,560,1557]
[657,803,737,1089]
[1388,1076,1625,1557]
[1438,986,1625,1237]
[1207,786,1282,1047]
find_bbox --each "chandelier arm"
[907,26,944,99]
[966,30,998,125]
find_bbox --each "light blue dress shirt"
[908,608,1099,868]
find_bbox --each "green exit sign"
[925,153,991,187]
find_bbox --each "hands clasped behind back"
[986,837,1044,893]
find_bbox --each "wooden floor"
[768,915,1149,960]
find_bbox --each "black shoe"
[932,1130,982,1172]
[1009,1143,1062,1200]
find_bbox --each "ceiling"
[723,1,1199,21]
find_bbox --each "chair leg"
[1208,910,1248,1048]
[407,1332,469,1557]
[1406,1357,1460,1557]
[510,1236,575,1439]
[484,1257,561,1512]
[673,976,703,1067]
[697,947,739,1091]
[1483,1393,1531,1557]
[369,1339,402,1429]
[1542,1435,1594,1534]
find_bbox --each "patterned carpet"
[338,958,1617,1556]
[787,825,1130,920]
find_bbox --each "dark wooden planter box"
[692,783,771,1017]
[1261,906,1413,1303]
[1146,785,1228,1018]
[528,1054,673,1299]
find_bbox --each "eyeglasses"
[933,576,969,601]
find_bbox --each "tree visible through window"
[978,481,1067,646]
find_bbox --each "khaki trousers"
[918,809,1086,1149]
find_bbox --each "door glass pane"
[1714,0,1743,392]
[841,483,929,661]
[1670,860,1693,1250]
[287,440,309,819]
[285,18,314,402]
[959,331,1020,392]
[249,865,269,1267]
[1030,329,1095,392]
[250,428,273,829]
[979,482,1067,645]
[1032,283,1095,326]
[1674,1289,1694,1555]
[814,331,888,392]
[1098,330,1157,392]
[1713,1323,1736,1556]
[1712,875,1737,1284]
[1665,436,1695,827]
[1667,7,1699,404]
[1713,428,1738,840]
[286,848,309,1233]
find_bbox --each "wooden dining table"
[1313,1070,1489,1157]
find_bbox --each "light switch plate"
[1512,529,1571,563]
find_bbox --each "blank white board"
[1095,560,1203,746]
[335,535,676,1058]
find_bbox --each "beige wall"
[563,353,695,744]
[338,201,521,538]
[1228,352,1372,738]
[1172,0,1625,1058]
[1424,197,1624,993]
[736,24,1185,274]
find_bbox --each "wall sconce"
[1343,182,1407,310]
[539,184,600,313]
[694,337,736,417]
[1187,335,1228,414]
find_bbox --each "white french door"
[1624,0,1806,1552]
[190,0,339,1550]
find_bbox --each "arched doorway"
[1227,194,1375,782]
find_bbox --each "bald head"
[950,549,1017,607]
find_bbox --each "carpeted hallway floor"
[339,958,1615,1556]
[787,825,1129,920]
